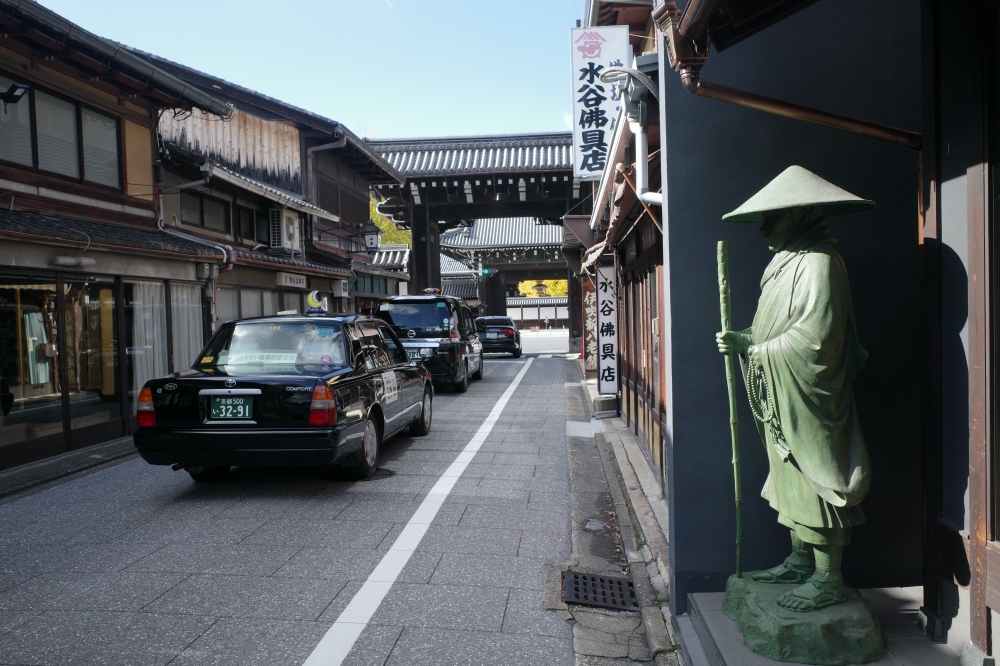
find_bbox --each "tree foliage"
[517,279,568,297]
[369,198,412,246]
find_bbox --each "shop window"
[64,276,122,430]
[240,289,262,319]
[373,277,387,294]
[180,192,230,233]
[216,287,239,323]
[0,273,62,452]
[170,283,203,371]
[125,282,168,415]
[359,274,372,292]
[7,82,121,188]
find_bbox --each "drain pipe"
[678,67,921,149]
[629,118,662,206]
[601,67,663,207]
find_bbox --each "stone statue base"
[722,573,884,665]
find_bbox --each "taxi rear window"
[198,322,348,373]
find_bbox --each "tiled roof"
[370,244,410,271]
[0,210,221,257]
[234,248,351,277]
[442,281,478,299]
[367,132,573,177]
[440,218,563,250]
[440,254,476,276]
[506,296,568,307]
[205,162,338,221]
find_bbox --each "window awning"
[202,161,340,222]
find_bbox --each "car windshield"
[377,301,455,335]
[197,321,349,374]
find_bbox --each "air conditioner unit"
[269,208,299,251]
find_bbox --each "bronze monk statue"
[716,166,872,612]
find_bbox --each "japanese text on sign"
[570,26,629,180]
[596,265,618,395]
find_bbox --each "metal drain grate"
[563,571,639,610]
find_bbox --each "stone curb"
[0,436,136,501]
[595,428,683,666]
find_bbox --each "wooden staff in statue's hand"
[715,241,743,578]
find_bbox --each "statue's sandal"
[777,579,848,612]
[751,554,814,585]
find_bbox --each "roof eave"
[5,0,232,117]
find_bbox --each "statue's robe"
[739,223,870,545]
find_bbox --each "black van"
[376,293,484,393]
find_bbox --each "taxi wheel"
[512,349,522,359]
[350,418,380,479]
[471,354,484,380]
[186,466,230,482]
[453,361,469,393]
[410,387,433,436]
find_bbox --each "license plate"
[210,396,252,419]
[486,333,498,339]
[407,350,421,359]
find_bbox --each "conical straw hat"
[722,165,874,223]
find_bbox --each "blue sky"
[36,0,581,139]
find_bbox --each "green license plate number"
[210,396,252,420]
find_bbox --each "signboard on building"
[596,265,618,395]
[276,272,307,289]
[583,277,597,371]
[570,26,629,180]
[306,291,328,314]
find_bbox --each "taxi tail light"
[500,328,517,336]
[451,330,459,340]
[137,387,157,428]
[308,384,337,427]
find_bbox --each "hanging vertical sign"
[583,278,598,371]
[570,26,630,180]
[596,265,618,395]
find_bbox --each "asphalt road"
[0,356,576,665]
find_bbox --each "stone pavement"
[0,354,672,665]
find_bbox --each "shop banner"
[570,26,629,180]
[596,265,618,395]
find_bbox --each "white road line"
[302,359,535,666]
[539,354,552,358]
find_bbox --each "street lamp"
[362,221,382,254]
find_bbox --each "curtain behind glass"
[128,282,167,413]
[35,91,79,178]
[216,287,239,324]
[240,289,262,319]
[170,283,203,371]
[0,74,32,166]
[262,291,280,316]
[82,108,119,187]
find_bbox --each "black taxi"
[132,315,432,482]
[375,292,484,393]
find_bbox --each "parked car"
[132,315,432,482]
[376,292,484,392]
[476,316,522,358]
